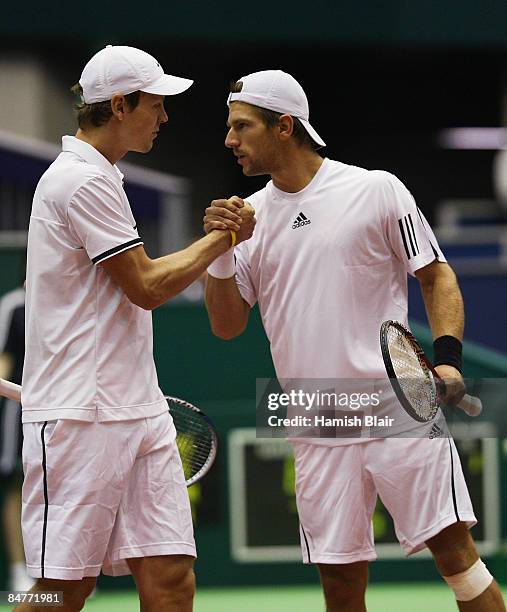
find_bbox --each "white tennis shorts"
[293,436,476,564]
[22,412,196,580]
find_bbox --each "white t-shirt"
[234,158,446,443]
[22,136,167,423]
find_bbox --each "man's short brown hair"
[71,84,141,129]
[229,81,320,151]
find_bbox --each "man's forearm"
[418,263,466,399]
[205,275,250,339]
[146,231,233,306]
[419,265,464,340]
[101,230,234,310]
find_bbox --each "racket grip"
[457,394,483,417]
[0,378,21,402]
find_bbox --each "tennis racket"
[0,378,217,487]
[380,320,483,423]
[165,395,218,486]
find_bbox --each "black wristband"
[433,335,463,372]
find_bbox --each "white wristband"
[207,248,235,279]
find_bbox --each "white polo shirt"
[22,136,168,423]
[235,158,446,443]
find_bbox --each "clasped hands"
[203,196,256,246]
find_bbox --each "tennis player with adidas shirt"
[204,71,505,611]
[18,46,254,612]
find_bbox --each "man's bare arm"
[101,230,232,310]
[203,197,255,339]
[415,260,464,340]
[205,276,250,339]
[415,259,465,403]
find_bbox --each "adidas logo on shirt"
[292,212,311,229]
[429,422,445,439]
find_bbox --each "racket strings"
[168,399,216,483]
[387,326,437,420]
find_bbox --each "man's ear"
[111,94,126,120]
[278,114,294,141]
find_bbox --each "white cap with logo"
[79,45,193,104]
[227,70,325,147]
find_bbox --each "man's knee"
[318,562,368,604]
[166,561,195,600]
[426,522,496,602]
[426,521,478,575]
[29,578,96,611]
[138,556,195,605]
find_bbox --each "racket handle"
[0,378,21,402]
[457,394,483,417]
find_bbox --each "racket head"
[165,396,218,487]
[380,320,440,423]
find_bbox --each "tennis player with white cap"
[17,46,254,612]
[226,69,325,147]
[204,70,506,611]
[79,45,193,103]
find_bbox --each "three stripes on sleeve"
[398,212,419,260]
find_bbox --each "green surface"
[1,584,506,612]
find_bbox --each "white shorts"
[22,412,196,580]
[293,437,476,565]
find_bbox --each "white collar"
[61,136,124,185]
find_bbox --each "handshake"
[203,197,256,246]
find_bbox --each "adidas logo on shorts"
[292,212,311,229]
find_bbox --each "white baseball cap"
[227,70,325,147]
[79,45,193,104]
